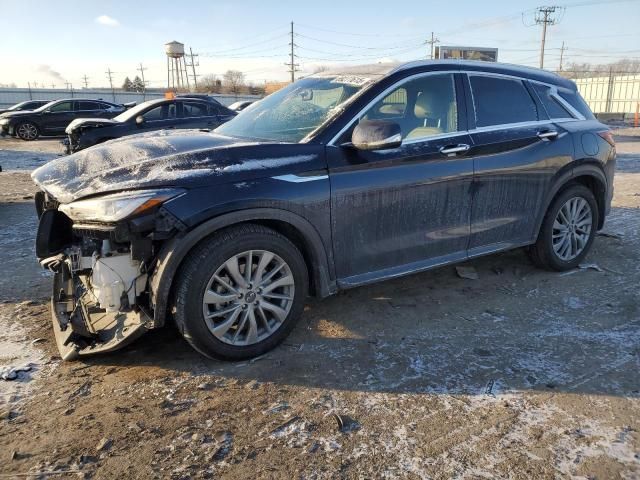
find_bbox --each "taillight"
[598,130,615,147]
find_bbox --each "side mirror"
[351,120,402,151]
[135,115,145,126]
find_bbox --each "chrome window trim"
[327,69,585,148]
[527,79,586,121]
[327,70,459,147]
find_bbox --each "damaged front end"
[34,188,185,360]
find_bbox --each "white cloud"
[95,15,120,27]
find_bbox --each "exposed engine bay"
[34,190,179,360]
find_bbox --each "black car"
[0,99,125,140]
[0,100,51,115]
[32,60,615,361]
[65,98,236,153]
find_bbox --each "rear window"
[469,76,538,127]
[558,90,595,120]
[531,83,573,119]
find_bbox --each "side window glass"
[78,101,99,111]
[531,83,572,119]
[167,104,177,119]
[558,90,595,120]
[359,73,458,141]
[49,101,73,113]
[142,105,164,121]
[183,102,209,117]
[469,76,538,127]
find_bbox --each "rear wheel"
[529,184,599,271]
[173,224,308,360]
[16,122,39,141]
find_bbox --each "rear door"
[179,101,219,129]
[43,100,76,134]
[464,73,576,254]
[76,100,107,119]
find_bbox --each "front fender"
[148,207,336,329]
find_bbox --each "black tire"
[173,224,308,360]
[529,184,599,271]
[15,122,40,141]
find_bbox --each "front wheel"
[15,122,40,141]
[173,224,308,360]
[529,184,599,271]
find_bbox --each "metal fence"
[0,88,261,108]
[573,74,640,115]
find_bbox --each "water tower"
[165,41,190,90]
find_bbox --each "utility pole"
[50,83,55,89]
[558,41,567,71]
[426,32,440,60]
[82,75,89,89]
[186,48,199,90]
[535,6,562,69]
[137,63,148,99]
[285,21,299,83]
[105,67,116,102]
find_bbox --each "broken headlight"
[59,189,184,223]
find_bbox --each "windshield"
[215,75,373,142]
[8,101,30,111]
[114,100,164,122]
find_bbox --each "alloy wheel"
[552,196,593,261]
[17,123,38,140]
[202,250,295,346]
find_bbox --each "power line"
[105,67,116,101]
[559,41,567,70]
[426,32,440,59]
[185,48,199,89]
[532,6,564,68]
[82,75,89,89]
[286,21,299,83]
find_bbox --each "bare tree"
[197,74,222,93]
[223,70,245,95]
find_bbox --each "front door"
[328,72,474,286]
[43,100,76,134]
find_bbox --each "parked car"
[32,60,614,361]
[64,97,236,153]
[0,100,51,115]
[176,93,225,106]
[0,99,126,140]
[228,100,255,112]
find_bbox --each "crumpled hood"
[31,129,324,204]
[66,117,119,134]
[0,110,33,120]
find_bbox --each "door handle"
[439,144,470,155]
[537,130,558,140]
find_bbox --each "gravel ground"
[0,134,638,479]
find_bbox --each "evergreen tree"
[132,76,145,92]
[122,76,133,91]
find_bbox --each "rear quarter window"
[469,75,538,127]
[531,83,573,119]
[558,90,595,120]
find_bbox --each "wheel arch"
[535,160,608,237]
[148,208,336,329]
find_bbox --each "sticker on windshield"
[331,75,371,87]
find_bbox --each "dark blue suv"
[32,60,615,361]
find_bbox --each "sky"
[0,0,639,89]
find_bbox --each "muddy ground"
[0,132,638,479]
